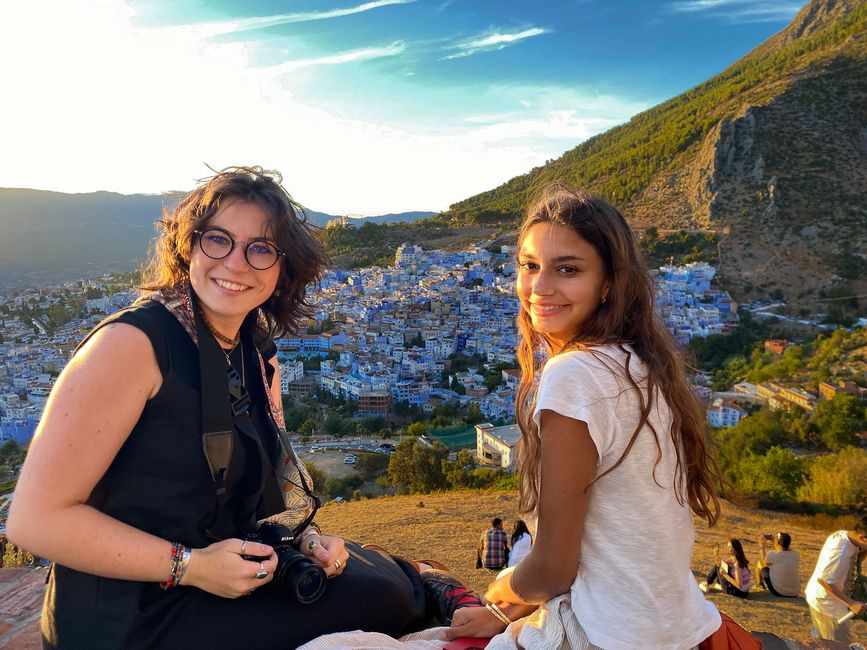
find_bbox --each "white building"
[707,400,746,428]
[475,422,520,471]
[279,361,305,393]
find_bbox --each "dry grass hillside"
[315,491,866,642]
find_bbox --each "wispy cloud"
[668,0,801,24]
[261,42,406,74]
[168,0,417,39]
[444,27,550,60]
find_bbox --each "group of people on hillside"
[476,518,533,571]
[5,166,863,649]
[701,532,800,600]
[697,522,866,643]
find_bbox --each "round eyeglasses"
[194,228,285,270]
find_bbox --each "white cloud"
[259,43,406,75]
[0,2,645,215]
[668,0,801,23]
[445,27,550,60]
[164,0,418,40]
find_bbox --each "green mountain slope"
[440,0,867,307]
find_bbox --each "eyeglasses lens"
[199,230,279,270]
[246,241,279,270]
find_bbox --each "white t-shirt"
[805,530,858,619]
[533,345,720,650]
[507,533,532,568]
[765,549,800,597]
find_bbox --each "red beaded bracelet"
[160,542,187,590]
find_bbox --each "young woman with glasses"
[7,167,458,648]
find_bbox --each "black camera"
[245,521,327,604]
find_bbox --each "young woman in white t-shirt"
[446,182,730,649]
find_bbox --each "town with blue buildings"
[0,248,739,447]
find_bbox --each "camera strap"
[195,305,318,540]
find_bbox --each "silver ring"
[306,539,318,554]
[240,540,248,555]
[334,559,342,570]
[255,562,268,580]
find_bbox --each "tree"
[407,332,424,348]
[812,393,866,451]
[0,440,23,472]
[406,422,429,437]
[735,447,807,501]
[303,462,327,493]
[443,449,477,488]
[387,438,450,493]
[355,453,389,480]
[712,409,790,478]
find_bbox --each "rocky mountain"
[441,0,867,309]
[0,188,433,289]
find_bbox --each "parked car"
[343,455,357,464]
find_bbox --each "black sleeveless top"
[43,301,428,649]
[43,300,282,648]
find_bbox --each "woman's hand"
[181,538,277,598]
[445,606,507,640]
[484,569,523,606]
[304,534,349,579]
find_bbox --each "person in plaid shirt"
[478,518,510,570]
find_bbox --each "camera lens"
[249,522,327,604]
[294,565,327,604]
[274,550,327,604]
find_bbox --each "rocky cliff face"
[630,1,867,306]
[447,0,867,311]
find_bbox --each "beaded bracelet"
[160,542,188,590]
[485,602,512,626]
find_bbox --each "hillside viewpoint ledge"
[0,567,859,649]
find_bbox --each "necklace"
[225,340,245,386]
[199,308,240,347]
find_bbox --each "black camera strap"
[195,305,318,541]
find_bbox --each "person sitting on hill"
[477,518,509,571]
[804,516,867,643]
[506,520,532,568]
[5,167,479,650]
[444,184,746,649]
[756,532,800,597]
[702,539,752,599]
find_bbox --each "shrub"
[734,446,807,501]
[797,447,867,506]
[0,537,37,568]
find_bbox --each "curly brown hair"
[514,181,721,526]
[142,166,329,338]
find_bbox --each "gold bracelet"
[509,572,530,604]
[485,603,512,626]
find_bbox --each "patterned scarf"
[136,284,317,530]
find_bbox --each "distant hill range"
[0,188,433,289]
[440,0,867,307]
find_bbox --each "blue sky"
[0,0,804,214]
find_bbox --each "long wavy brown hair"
[142,166,329,339]
[514,181,720,525]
